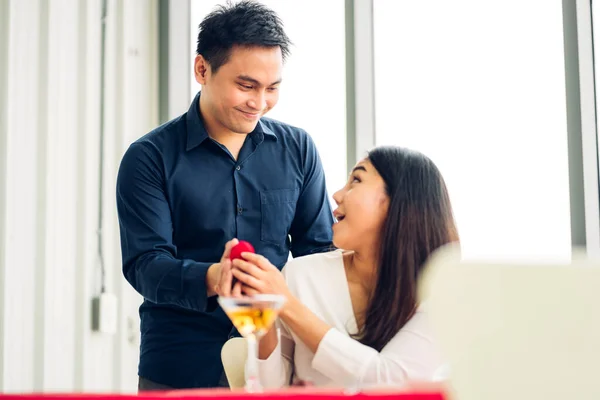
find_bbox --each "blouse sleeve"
[310,311,441,387]
[256,320,295,388]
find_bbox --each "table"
[0,386,446,400]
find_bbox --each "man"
[116,0,334,390]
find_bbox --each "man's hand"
[206,238,238,297]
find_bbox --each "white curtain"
[0,0,158,392]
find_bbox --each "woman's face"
[331,158,390,252]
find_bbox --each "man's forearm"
[205,262,220,297]
[123,254,214,311]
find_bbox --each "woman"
[223,146,459,388]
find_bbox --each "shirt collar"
[186,92,210,151]
[186,91,278,152]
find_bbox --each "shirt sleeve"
[310,311,441,387]
[289,132,335,257]
[116,142,214,312]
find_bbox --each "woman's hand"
[233,252,333,355]
[231,253,291,300]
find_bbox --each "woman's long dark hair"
[354,146,459,352]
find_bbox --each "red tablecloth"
[0,387,446,400]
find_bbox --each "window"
[373,0,571,259]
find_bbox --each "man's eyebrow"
[237,75,282,86]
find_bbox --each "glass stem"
[245,334,262,392]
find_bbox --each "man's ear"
[194,55,210,85]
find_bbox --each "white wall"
[0,0,158,393]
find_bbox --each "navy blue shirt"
[116,92,334,388]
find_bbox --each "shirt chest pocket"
[260,188,299,246]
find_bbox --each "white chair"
[221,337,248,389]
[419,244,600,400]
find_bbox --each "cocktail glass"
[218,294,287,392]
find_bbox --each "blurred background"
[1,0,599,394]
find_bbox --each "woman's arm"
[229,255,298,388]
[278,295,332,353]
[308,311,440,386]
[232,254,440,387]
[258,323,279,360]
[256,321,295,388]
[279,297,438,386]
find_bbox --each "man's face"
[195,46,283,135]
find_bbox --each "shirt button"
[237,206,243,215]
[235,166,241,171]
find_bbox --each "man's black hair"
[196,1,292,73]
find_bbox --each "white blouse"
[257,250,443,388]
